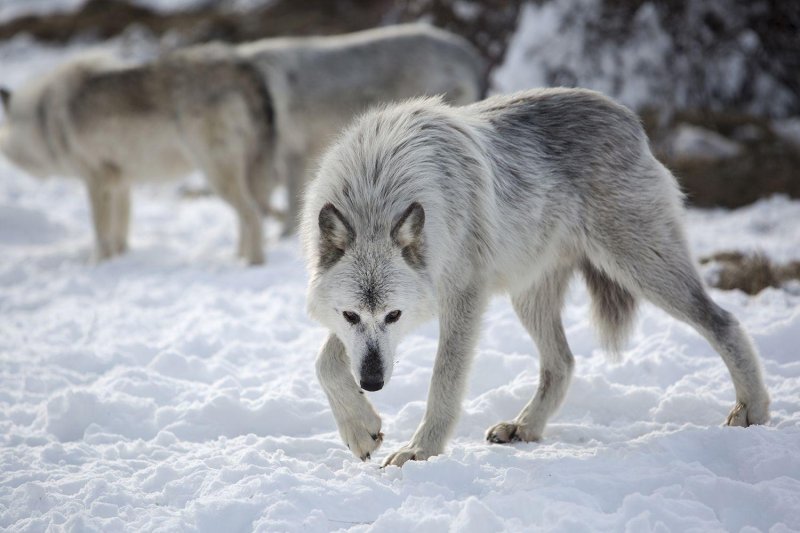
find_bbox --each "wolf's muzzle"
[360,344,384,392]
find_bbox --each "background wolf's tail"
[581,260,638,361]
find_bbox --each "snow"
[0,0,243,23]
[0,0,85,24]
[2,36,800,533]
[493,0,796,117]
[663,124,742,162]
[1,0,279,17]
[494,0,672,109]
[773,119,800,150]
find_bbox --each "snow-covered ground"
[2,36,800,533]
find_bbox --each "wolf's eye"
[385,310,402,324]
[343,311,360,325]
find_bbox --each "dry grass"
[700,251,800,294]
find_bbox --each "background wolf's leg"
[278,150,306,238]
[383,284,488,467]
[203,159,265,266]
[246,150,276,218]
[316,333,383,461]
[180,100,265,265]
[85,176,116,261]
[486,268,575,444]
[110,183,130,255]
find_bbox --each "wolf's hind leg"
[620,255,768,425]
[246,150,276,218]
[110,184,130,255]
[182,103,265,265]
[203,159,265,266]
[487,267,575,444]
[317,334,383,461]
[277,149,307,238]
[86,176,116,261]
[594,196,770,426]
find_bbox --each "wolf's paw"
[339,409,383,461]
[725,400,770,427]
[485,422,541,444]
[243,250,265,267]
[92,246,114,263]
[111,241,128,256]
[382,443,436,468]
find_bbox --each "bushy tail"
[581,260,638,361]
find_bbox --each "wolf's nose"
[360,378,384,392]
[360,345,383,391]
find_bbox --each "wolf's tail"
[581,260,638,361]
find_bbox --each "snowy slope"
[0,0,278,24]
[0,0,85,24]
[2,41,800,533]
[494,0,796,117]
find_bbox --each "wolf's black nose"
[360,344,384,392]
[360,378,384,392]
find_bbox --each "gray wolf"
[0,24,484,263]
[301,88,770,467]
[1,45,273,264]
[239,23,485,236]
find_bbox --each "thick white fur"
[302,89,770,466]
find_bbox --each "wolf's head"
[0,86,55,178]
[308,201,436,391]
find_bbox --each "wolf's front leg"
[110,183,130,255]
[86,175,116,261]
[383,286,487,467]
[316,333,383,461]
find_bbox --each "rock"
[664,124,742,162]
[772,118,800,149]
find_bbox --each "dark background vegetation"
[1,0,797,292]
[1,0,797,209]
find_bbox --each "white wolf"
[0,24,484,264]
[302,89,770,467]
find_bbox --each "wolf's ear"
[0,88,10,111]
[318,203,355,267]
[391,202,425,268]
